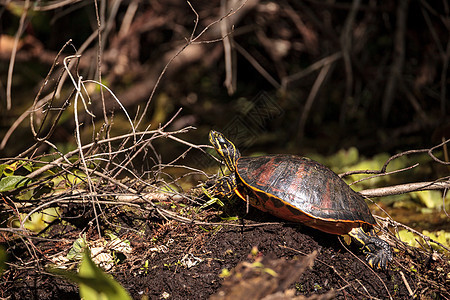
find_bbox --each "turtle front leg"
[348,227,393,270]
[213,174,237,198]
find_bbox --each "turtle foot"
[363,236,393,269]
[349,227,393,270]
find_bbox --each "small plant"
[313,283,322,291]
[50,247,132,300]
[295,282,305,292]
[219,268,231,278]
[163,260,182,270]
[140,260,150,275]
[200,186,225,210]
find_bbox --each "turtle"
[209,130,393,269]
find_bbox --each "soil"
[1,196,449,300]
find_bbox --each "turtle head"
[209,130,241,172]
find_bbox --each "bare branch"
[361,180,450,197]
[6,0,31,110]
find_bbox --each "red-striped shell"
[234,154,376,235]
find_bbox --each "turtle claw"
[365,251,389,270]
[348,227,393,270]
[363,234,393,270]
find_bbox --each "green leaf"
[200,186,224,209]
[0,164,7,177]
[397,229,450,253]
[200,197,224,210]
[0,175,31,192]
[67,236,87,261]
[329,147,360,169]
[422,230,450,251]
[19,207,60,233]
[21,161,33,173]
[50,248,132,300]
[16,188,34,201]
[79,249,132,300]
[3,165,16,176]
[412,190,444,209]
[398,229,417,247]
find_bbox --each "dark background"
[0,0,448,160]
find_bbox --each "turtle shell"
[234,154,376,235]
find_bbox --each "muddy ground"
[1,195,449,299]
